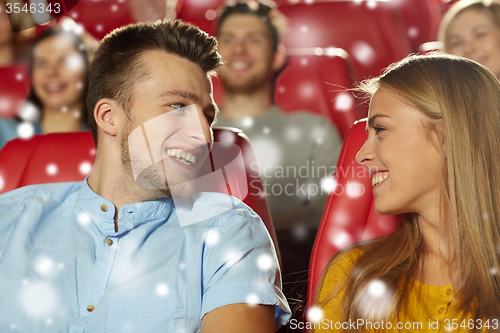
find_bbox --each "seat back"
[176,0,225,36]
[38,0,134,40]
[0,128,279,256]
[279,1,412,80]
[307,119,401,308]
[0,64,30,119]
[275,52,365,138]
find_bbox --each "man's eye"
[205,114,215,124]
[170,103,185,110]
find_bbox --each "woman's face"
[446,8,500,77]
[32,34,86,111]
[356,88,444,216]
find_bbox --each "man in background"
[215,0,343,309]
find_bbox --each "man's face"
[121,51,216,198]
[218,13,277,93]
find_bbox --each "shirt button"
[438,307,445,313]
[105,238,113,246]
[100,204,108,212]
[446,289,452,295]
[87,305,95,312]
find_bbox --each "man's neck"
[220,86,273,120]
[88,146,171,231]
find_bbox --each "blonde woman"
[314,54,500,332]
[440,0,500,78]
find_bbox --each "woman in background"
[0,21,96,148]
[440,0,500,78]
[314,54,500,332]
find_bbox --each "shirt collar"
[76,177,174,235]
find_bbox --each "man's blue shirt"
[0,179,290,332]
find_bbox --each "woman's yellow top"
[314,249,496,332]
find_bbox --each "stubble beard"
[120,120,195,200]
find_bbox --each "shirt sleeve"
[200,205,292,329]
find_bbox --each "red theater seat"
[0,128,279,258]
[48,0,134,40]
[279,1,412,80]
[307,119,401,309]
[275,51,365,138]
[177,0,225,36]
[0,64,30,119]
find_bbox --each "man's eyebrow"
[158,89,217,113]
[367,114,390,130]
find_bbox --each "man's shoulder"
[0,181,82,206]
[193,192,261,226]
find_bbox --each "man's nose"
[183,108,212,145]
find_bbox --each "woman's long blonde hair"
[316,54,500,331]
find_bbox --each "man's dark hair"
[87,19,223,146]
[216,1,287,52]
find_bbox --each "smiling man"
[0,20,290,332]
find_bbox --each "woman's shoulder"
[316,247,366,304]
[325,248,365,280]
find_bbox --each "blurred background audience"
[440,0,500,78]
[0,20,96,148]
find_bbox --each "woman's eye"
[476,31,487,39]
[449,40,463,49]
[374,126,385,134]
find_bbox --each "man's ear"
[271,45,287,72]
[93,98,120,137]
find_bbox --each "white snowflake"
[307,306,324,322]
[257,254,273,271]
[204,229,220,246]
[155,283,169,297]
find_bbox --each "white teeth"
[232,62,247,70]
[372,173,389,187]
[47,83,63,92]
[166,148,197,166]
